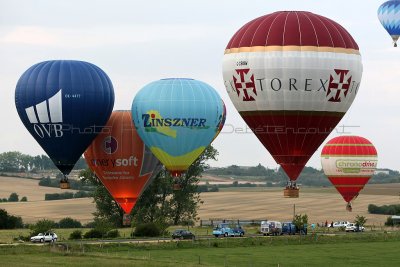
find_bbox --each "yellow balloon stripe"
[150,146,206,171]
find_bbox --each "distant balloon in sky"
[378,0,400,47]
[84,111,161,215]
[15,60,114,188]
[131,78,225,187]
[321,136,378,211]
[222,11,363,197]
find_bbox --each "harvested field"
[198,184,400,225]
[1,175,399,225]
[0,198,95,223]
[0,176,77,201]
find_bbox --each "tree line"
[206,165,400,186]
[0,151,87,172]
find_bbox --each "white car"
[30,232,58,243]
[332,221,350,228]
[345,223,365,232]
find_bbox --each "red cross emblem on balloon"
[233,69,257,101]
[327,69,352,102]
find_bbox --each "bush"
[30,219,56,235]
[69,230,83,240]
[385,216,394,226]
[83,221,96,228]
[45,192,73,201]
[368,204,400,215]
[0,209,24,229]
[58,217,82,228]
[8,192,19,202]
[45,191,91,201]
[106,229,120,238]
[20,196,28,202]
[13,235,30,242]
[83,229,104,239]
[133,223,161,237]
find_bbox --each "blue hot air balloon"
[15,60,114,187]
[131,78,224,182]
[378,0,400,47]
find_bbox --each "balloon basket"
[60,181,70,189]
[283,188,299,198]
[346,203,353,212]
[122,214,132,226]
[173,183,182,191]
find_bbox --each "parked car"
[212,223,242,237]
[345,223,365,232]
[30,232,57,243]
[279,221,308,235]
[232,226,245,237]
[260,221,282,236]
[332,221,350,228]
[282,222,297,235]
[171,229,195,240]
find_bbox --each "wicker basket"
[283,188,299,198]
[60,181,70,189]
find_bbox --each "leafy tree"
[20,196,28,202]
[73,157,88,170]
[133,222,161,237]
[133,145,218,226]
[0,209,23,229]
[58,217,82,228]
[0,152,23,172]
[8,193,19,202]
[293,213,308,233]
[69,230,83,240]
[80,169,123,227]
[30,219,56,235]
[354,215,367,227]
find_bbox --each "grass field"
[1,175,400,225]
[0,233,399,266]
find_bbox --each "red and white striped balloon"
[222,11,363,191]
[321,136,378,211]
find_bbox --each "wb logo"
[25,89,64,138]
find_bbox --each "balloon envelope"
[84,111,161,214]
[321,136,378,205]
[222,11,362,182]
[15,60,114,175]
[131,78,225,176]
[378,0,400,46]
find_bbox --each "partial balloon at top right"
[378,0,400,47]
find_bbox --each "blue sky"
[0,0,398,171]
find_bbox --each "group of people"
[315,221,335,228]
[285,180,299,190]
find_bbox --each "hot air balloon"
[213,100,227,141]
[378,0,400,47]
[131,78,225,189]
[15,60,114,188]
[222,11,363,197]
[321,136,378,211]
[84,111,161,223]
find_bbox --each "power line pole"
[293,204,296,219]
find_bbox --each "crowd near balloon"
[14,3,397,215]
